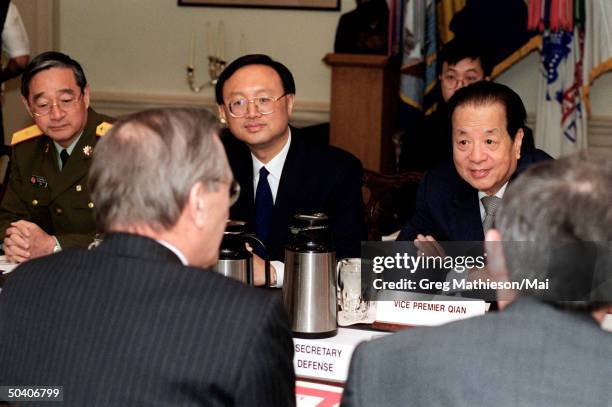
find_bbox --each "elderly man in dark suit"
[0,108,296,406]
[216,54,364,287]
[398,81,551,245]
[343,152,612,406]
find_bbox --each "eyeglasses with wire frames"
[30,92,85,117]
[225,94,288,118]
[208,179,241,206]
[440,72,481,89]
[217,179,240,206]
[228,179,241,206]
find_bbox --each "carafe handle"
[242,234,272,288]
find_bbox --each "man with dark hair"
[343,152,612,406]
[398,81,551,243]
[0,107,296,406]
[0,51,113,262]
[437,39,493,101]
[400,39,493,172]
[216,54,364,286]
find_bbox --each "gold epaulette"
[11,125,43,145]
[96,122,113,137]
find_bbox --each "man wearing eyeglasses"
[216,54,364,287]
[400,40,493,172]
[0,108,296,405]
[0,51,113,263]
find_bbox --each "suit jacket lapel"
[37,139,60,187]
[230,146,256,227]
[452,176,485,241]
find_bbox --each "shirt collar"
[251,130,291,179]
[155,239,189,265]
[53,130,84,156]
[478,181,509,201]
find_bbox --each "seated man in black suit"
[216,54,364,286]
[398,81,551,246]
[0,108,296,406]
[343,152,612,407]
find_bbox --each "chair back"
[362,169,423,240]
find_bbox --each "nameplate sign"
[293,327,388,383]
[376,299,486,326]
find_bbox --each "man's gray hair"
[89,107,227,232]
[495,151,612,308]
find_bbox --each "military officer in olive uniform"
[0,52,113,263]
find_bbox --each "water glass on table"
[337,258,369,322]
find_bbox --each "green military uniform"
[0,108,113,250]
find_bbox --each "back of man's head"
[21,51,87,98]
[494,152,612,309]
[89,107,225,232]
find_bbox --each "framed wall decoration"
[178,0,339,11]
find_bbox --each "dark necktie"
[255,167,273,244]
[60,149,69,170]
[481,195,501,232]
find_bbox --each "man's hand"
[413,234,447,258]
[3,225,30,263]
[245,243,276,286]
[4,220,56,263]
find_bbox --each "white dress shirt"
[53,131,84,170]
[251,132,291,204]
[156,239,189,266]
[251,131,292,287]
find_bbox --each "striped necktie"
[481,195,501,232]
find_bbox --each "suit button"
[76,185,82,192]
[32,199,38,206]
[55,207,63,215]
[88,202,94,209]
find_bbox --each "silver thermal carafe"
[213,220,271,286]
[282,213,337,338]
